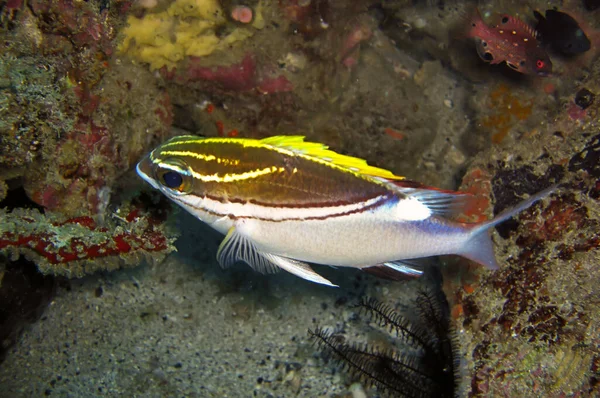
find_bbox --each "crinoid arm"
[309,327,432,398]
[309,289,460,398]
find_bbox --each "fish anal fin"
[216,227,337,287]
[475,38,496,63]
[362,260,427,281]
[264,254,338,287]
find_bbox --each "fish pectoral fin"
[216,227,280,274]
[216,228,337,287]
[362,259,428,281]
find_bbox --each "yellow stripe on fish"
[137,135,557,287]
[156,135,404,180]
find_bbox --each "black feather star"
[309,288,459,397]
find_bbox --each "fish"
[465,9,552,76]
[534,10,591,55]
[136,135,556,287]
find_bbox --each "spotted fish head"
[518,46,553,76]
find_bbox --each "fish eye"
[501,16,509,24]
[536,60,545,69]
[162,171,183,188]
[155,158,193,194]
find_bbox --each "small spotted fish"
[137,135,555,287]
[466,9,552,76]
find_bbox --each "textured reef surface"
[0,0,599,396]
[446,89,600,396]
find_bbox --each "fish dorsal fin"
[385,180,474,218]
[260,136,404,180]
[497,14,537,39]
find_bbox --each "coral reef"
[444,79,600,396]
[479,84,533,144]
[0,193,177,277]
[0,0,599,395]
[0,0,173,217]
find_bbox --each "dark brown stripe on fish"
[153,139,391,207]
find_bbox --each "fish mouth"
[136,157,161,190]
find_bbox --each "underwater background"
[0,0,599,396]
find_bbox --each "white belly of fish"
[229,203,470,268]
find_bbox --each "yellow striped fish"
[136,135,555,287]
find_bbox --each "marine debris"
[310,286,459,397]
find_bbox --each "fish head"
[136,151,196,195]
[526,47,553,76]
[502,45,552,76]
[136,136,211,216]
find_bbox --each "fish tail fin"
[459,184,557,270]
[459,226,499,270]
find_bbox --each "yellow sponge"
[118,0,261,71]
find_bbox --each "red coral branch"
[0,206,174,268]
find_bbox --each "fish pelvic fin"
[460,184,558,270]
[217,227,337,287]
